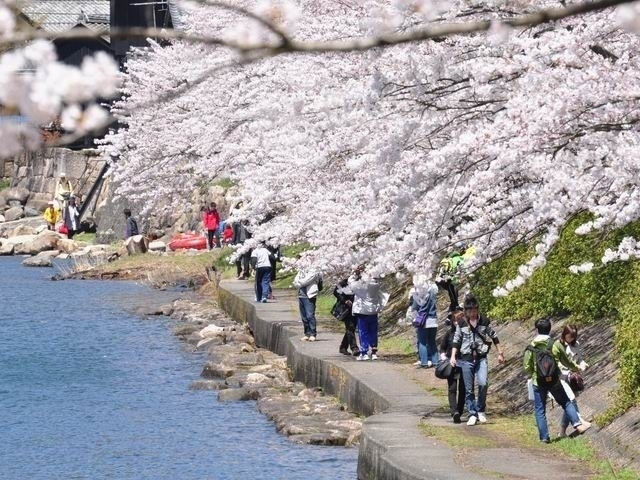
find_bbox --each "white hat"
[60,172,67,177]
[47,200,54,205]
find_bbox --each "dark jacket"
[232,222,251,244]
[333,279,355,305]
[439,324,458,359]
[125,216,139,239]
[64,205,80,231]
[452,315,500,359]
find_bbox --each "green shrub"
[471,214,640,422]
[0,178,9,191]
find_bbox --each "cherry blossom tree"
[4,0,640,293]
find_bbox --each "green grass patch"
[419,421,495,448]
[0,178,9,191]
[378,335,415,356]
[471,214,640,422]
[487,416,639,480]
[73,232,96,244]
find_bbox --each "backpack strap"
[546,338,555,351]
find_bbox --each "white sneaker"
[426,361,433,368]
[467,416,478,426]
[308,336,316,342]
[413,360,422,366]
[576,421,591,434]
[370,353,378,361]
[356,354,369,361]
[301,336,309,342]
[477,413,487,424]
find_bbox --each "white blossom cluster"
[0,2,120,155]
[104,0,640,294]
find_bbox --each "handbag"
[58,224,69,235]
[331,301,350,322]
[568,372,584,392]
[412,311,427,328]
[435,359,454,379]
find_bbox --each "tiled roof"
[18,0,110,34]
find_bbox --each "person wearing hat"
[450,295,505,426]
[55,173,74,212]
[63,196,80,239]
[43,201,60,231]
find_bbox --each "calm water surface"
[0,257,357,479]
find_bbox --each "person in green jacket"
[523,318,590,443]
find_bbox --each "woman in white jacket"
[350,273,388,361]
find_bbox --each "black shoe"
[453,412,461,424]
[352,350,360,357]
[339,348,350,356]
[541,438,551,444]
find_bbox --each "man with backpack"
[523,318,590,443]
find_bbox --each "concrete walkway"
[217,279,591,480]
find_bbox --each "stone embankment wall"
[0,148,106,221]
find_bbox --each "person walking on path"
[440,308,466,423]
[202,203,221,250]
[558,324,589,438]
[409,280,439,368]
[43,201,60,231]
[436,246,475,312]
[333,279,359,356]
[450,294,505,425]
[350,270,389,361]
[250,243,274,303]
[293,266,322,342]
[523,318,591,443]
[123,208,139,239]
[232,221,252,279]
[64,197,80,239]
[267,244,281,300]
[524,318,590,443]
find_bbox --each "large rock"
[4,206,24,222]
[14,232,59,255]
[0,214,4,223]
[2,234,37,247]
[0,243,14,255]
[124,234,147,255]
[56,238,78,254]
[218,387,259,402]
[11,224,36,237]
[148,240,166,252]
[22,250,59,267]
[201,362,234,379]
[23,207,40,217]
[199,324,225,338]
[4,187,30,205]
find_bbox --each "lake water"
[0,257,357,479]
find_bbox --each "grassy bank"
[470,214,640,423]
[420,415,638,480]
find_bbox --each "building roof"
[18,0,110,34]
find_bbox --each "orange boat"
[168,233,207,251]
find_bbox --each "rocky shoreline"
[138,297,362,447]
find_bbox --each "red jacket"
[202,210,220,231]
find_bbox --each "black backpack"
[526,338,560,388]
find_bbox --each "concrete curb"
[218,280,486,480]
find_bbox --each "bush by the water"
[471,214,640,423]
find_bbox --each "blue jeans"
[533,383,581,441]
[561,399,580,430]
[356,314,378,353]
[459,357,488,417]
[298,296,317,337]
[416,327,438,366]
[255,267,272,302]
